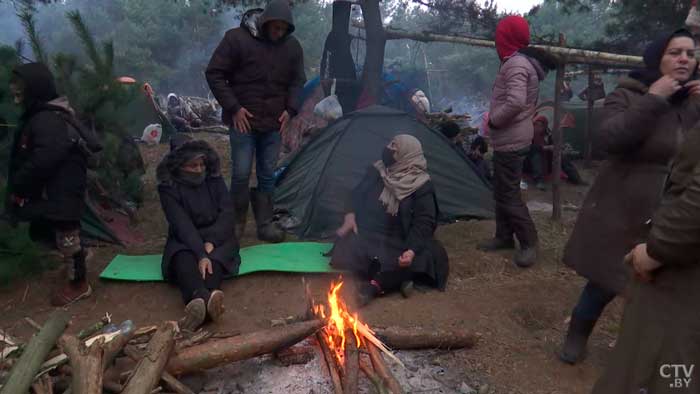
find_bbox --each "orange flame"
[314,280,362,366]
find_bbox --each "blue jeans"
[229,128,281,194]
[573,281,616,321]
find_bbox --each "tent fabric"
[274,105,494,240]
[100,242,338,281]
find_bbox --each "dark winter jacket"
[591,113,700,394]
[205,1,306,131]
[157,140,240,280]
[563,77,700,294]
[7,63,87,223]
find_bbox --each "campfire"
[0,278,478,394]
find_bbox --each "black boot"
[232,188,250,240]
[514,245,537,268]
[477,237,515,252]
[559,314,597,365]
[250,188,286,243]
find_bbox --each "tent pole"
[584,65,595,168]
[551,34,566,222]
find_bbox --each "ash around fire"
[198,338,481,394]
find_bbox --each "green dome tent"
[274,106,494,239]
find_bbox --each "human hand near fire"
[278,110,291,136]
[336,213,358,237]
[398,250,415,267]
[624,243,662,283]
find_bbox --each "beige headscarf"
[373,135,431,216]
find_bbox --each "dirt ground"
[0,134,621,394]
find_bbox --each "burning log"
[0,311,70,394]
[121,322,177,394]
[367,343,403,394]
[166,319,323,375]
[316,333,343,394]
[59,335,105,394]
[374,327,479,350]
[342,333,359,394]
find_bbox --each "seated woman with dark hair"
[157,136,240,330]
[330,134,449,305]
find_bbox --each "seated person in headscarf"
[330,135,449,305]
[167,93,202,133]
[157,135,240,330]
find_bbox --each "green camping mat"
[100,242,338,281]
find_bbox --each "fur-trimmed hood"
[156,139,222,185]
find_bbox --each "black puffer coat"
[157,140,240,280]
[7,63,86,223]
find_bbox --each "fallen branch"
[161,372,195,394]
[0,311,70,394]
[166,319,323,376]
[121,322,177,394]
[317,333,343,394]
[367,343,403,394]
[374,327,479,350]
[360,360,388,394]
[342,333,359,394]
[24,318,43,332]
[59,335,105,394]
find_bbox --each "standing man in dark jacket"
[206,0,306,243]
[6,63,91,306]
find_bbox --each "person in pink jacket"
[477,16,556,267]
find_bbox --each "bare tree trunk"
[359,0,386,104]
[551,34,567,222]
[121,322,177,394]
[585,65,595,168]
[0,311,70,394]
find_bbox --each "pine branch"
[66,10,104,74]
[16,3,47,64]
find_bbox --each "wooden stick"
[342,333,359,394]
[121,322,177,394]
[373,327,479,350]
[360,360,388,394]
[59,335,105,394]
[0,311,70,394]
[357,23,644,67]
[24,317,42,332]
[366,343,403,394]
[166,319,323,376]
[160,372,195,394]
[317,333,343,394]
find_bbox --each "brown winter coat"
[205,2,306,131]
[488,53,545,152]
[563,77,700,295]
[591,114,700,394]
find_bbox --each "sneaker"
[514,247,537,268]
[477,238,515,252]
[50,280,92,307]
[180,298,206,331]
[207,290,225,323]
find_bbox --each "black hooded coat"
[157,140,240,280]
[205,0,306,131]
[7,63,87,224]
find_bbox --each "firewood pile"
[0,282,478,394]
[425,113,477,134]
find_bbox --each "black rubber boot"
[514,246,537,268]
[232,188,250,240]
[559,314,597,365]
[250,188,286,243]
[477,238,515,252]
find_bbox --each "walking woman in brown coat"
[560,29,700,364]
